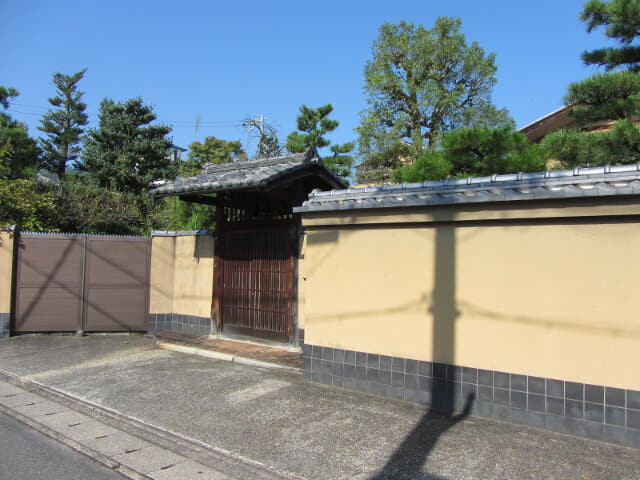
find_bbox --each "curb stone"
[0,394,150,479]
[156,340,302,373]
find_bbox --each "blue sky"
[2,0,607,160]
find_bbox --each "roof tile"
[294,164,640,213]
[149,150,345,196]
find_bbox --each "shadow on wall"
[16,234,149,332]
[371,217,475,479]
[194,234,214,260]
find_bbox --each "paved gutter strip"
[156,340,302,373]
[0,371,305,480]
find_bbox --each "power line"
[8,109,43,117]
[6,101,242,126]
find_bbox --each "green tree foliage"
[357,18,512,170]
[395,126,544,182]
[151,197,215,231]
[182,136,247,177]
[38,69,89,178]
[325,142,355,180]
[544,0,640,167]
[286,104,354,181]
[0,87,40,179]
[566,70,640,123]
[580,0,640,71]
[0,86,19,109]
[541,119,640,167]
[539,129,594,167]
[257,133,283,158]
[54,180,147,234]
[81,98,174,195]
[0,179,57,231]
[287,104,337,152]
[567,0,640,124]
[393,150,452,183]
[443,126,545,176]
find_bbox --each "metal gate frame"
[13,232,151,333]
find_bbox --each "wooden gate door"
[220,229,295,341]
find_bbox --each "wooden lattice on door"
[219,229,295,341]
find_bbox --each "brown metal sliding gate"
[13,233,150,333]
[219,229,295,341]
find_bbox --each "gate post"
[2,226,17,338]
[212,195,224,334]
[77,235,88,335]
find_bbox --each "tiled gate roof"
[149,150,345,197]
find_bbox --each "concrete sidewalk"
[0,335,638,480]
[0,379,232,479]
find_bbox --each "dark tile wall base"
[302,343,640,449]
[149,313,214,337]
[0,313,9,339]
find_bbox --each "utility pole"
[243,114,265,138]
[242,115,283,158]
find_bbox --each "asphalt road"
[0,412,125,480]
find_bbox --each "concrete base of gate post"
[0,313,9,339]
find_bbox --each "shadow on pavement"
[371,219,471,480]
[370,394,475,480]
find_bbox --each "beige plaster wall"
[149,234,214,318]
[0,231,13,313]
[172,235,214,318]
[300,214,640,390]
[149,236,175,314]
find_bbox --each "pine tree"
[543,0,640,167]
[0,87,40,179]
[565,70,640,123]
[0,87,19,109]
[38,69,88,178]
[80,98,173,195]
[286,104,354,182]
[325,143,355,180]
[580,0,640,71]
[394,126,544,182]
[565,1,640,124]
